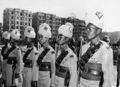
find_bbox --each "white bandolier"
[1,31,11,87]
[22,26,38,87]
[55,23,78,87]
[37,23,55,87]
[6,29,23,87]
[79,12,113,87]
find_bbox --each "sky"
[0,0,120,32]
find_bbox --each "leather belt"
[7,57,16,64]
[39,62,51,71]
[56,64,69,78]
[81,63,102,81]
[24,64,32,68]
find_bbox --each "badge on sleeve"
[35,52,38,55]
[51,51,55,54]
[70,55,74,58]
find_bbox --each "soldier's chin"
[88,36,94,40]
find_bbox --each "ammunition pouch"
[81,63,102,81]
[39,62,51,71]
[56,63,70,87]
[24,59,32,68]
[7,57,17,64]
[31,81,37,87]
[15,73,20,78]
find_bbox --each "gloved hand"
[31,81,37,87]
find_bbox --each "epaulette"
[106,46,110,49]
[70,55,74,58]
[51,51,55,54]
[17,47,20,50]
[35,52,38,55]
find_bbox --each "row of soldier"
[0,12,114,87]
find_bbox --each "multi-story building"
[32,12,61,38]
[3,8,32,37]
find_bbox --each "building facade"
[32,12,61,38]
[3,8,32,37]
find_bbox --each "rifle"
[77,36,83,87]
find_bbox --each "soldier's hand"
[50,83,55,87]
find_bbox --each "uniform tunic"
[1,44,11,82]
[79,40,113,87]
[6,46,23,87]
[55,47,78,87]
[37,46,55,87]
[22,46,38,87]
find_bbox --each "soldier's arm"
[32,48,39,81]
[68,55,78,87]
[16,47,23,73]
[102,48,113,87]
[50,51,56,87]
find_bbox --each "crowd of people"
[0,12,117,87]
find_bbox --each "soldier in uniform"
[55,23,78,87]
[79,12,113,87]
[22,26,38,87]
[1,31,11,87]
[37,23,55,87]
[6,29,23,87]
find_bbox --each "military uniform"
[79,40,113,87]
[22,46,38,87]
[6,45,23,87]
[55,47,78,87]
[1,44,11,86]
[37,46,55,87]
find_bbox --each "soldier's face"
[57,34,69,45]
[87,25,96,39]
[38,34,48,44]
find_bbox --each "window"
[11,21,14,24]
[11,16,14,19]
[25,23,27,25]
[29,14,32,17]
[20,13,23,16]
[16,26,19,29]
[20,22,23,25]
[28,22,31,26]
[16,21,19,24]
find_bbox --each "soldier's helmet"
[2,31,11,40]
[11,29,20,40]
[86,11,103,36]
[24,26,36,38]
[38,23,51,38]
[58,22,73,38]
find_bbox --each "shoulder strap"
[23,48,33,63]
[37,48,50,65]
[1,45,7,56]
[81,42,102,64]
[6,47,16,58]
[56,50,68,65]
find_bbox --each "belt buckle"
[91,70,98,75]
